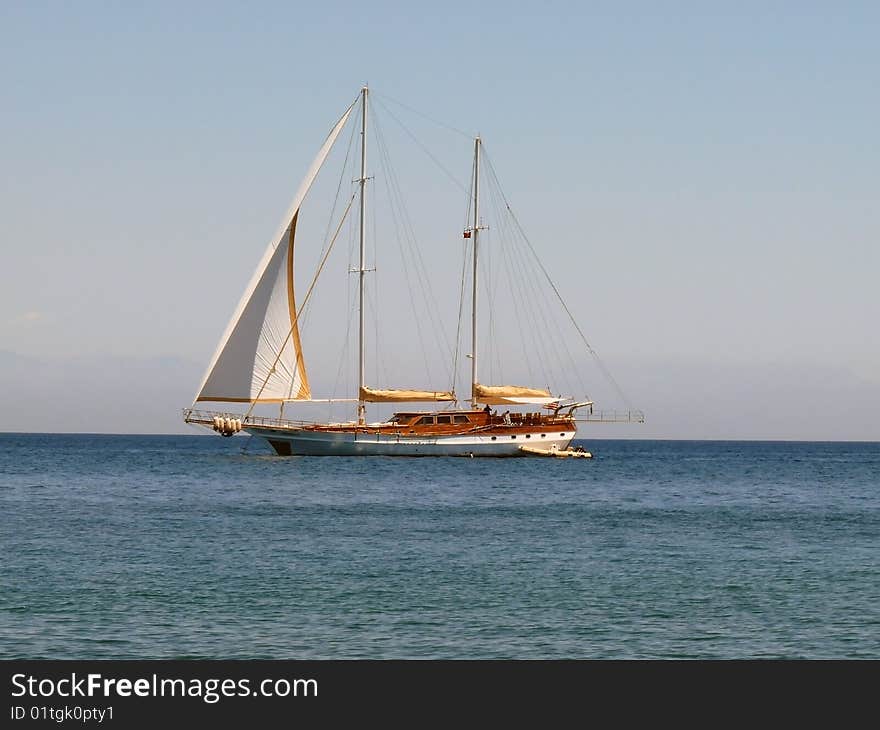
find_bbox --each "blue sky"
[1,2,877,438]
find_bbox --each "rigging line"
[508,217,568,392]
[463,156,475,232]
[480,219,495,383]
[371,106,455,382]
[333,200,359,404]
[366,173,390,392]
[453,157,477,396]
[346,174,358,286]
[481,146,636,409]
[451,238,469,399]
[479,231,494,382]
[512,208,589,396]
[244,191,358,419]
[331,294,357,401]
[363,171,375,387]
[492,189,551,388]
[481,162,504,385]
[487,150,560,378]
[370,113,427,372]
[459,155,475,387]
[372,89,474,140]
[373,96,470,195]
[372,104,455,359]
[487,164,569,394]
[480,230,502,384]
[492,202,537,383]
[492,168,593,398]
[500,180,577,394]
[321,111,359,261]
[486,170,565,389]
[364,269,388,389]
[344,109,360,275]
[299,116,359,340]
[485,173,552,386]
[372,113,437,385]
[370,169,381,386]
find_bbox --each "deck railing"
[577,410,645,423]
[183,408,323,430]
[184,407,645,431]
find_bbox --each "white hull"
[248,427,575,457]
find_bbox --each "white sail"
[193,100,356,404]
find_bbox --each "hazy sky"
[1,2,877,439]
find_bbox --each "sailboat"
[183,87,643,456]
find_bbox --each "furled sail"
[193,101,356,404]
[472,383,558,406]
[359,387,456,403]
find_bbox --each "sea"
[1,434,877,659]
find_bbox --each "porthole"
[511,435,517,439]
[540,434,546,438]
[491,436,496,441]
[525,434,531,439]
[560,433,565,437]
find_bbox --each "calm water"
[1,434,877,658]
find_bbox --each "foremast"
[357,85,369,425]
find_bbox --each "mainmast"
[357,85,368,425]
[470,136,481,408]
